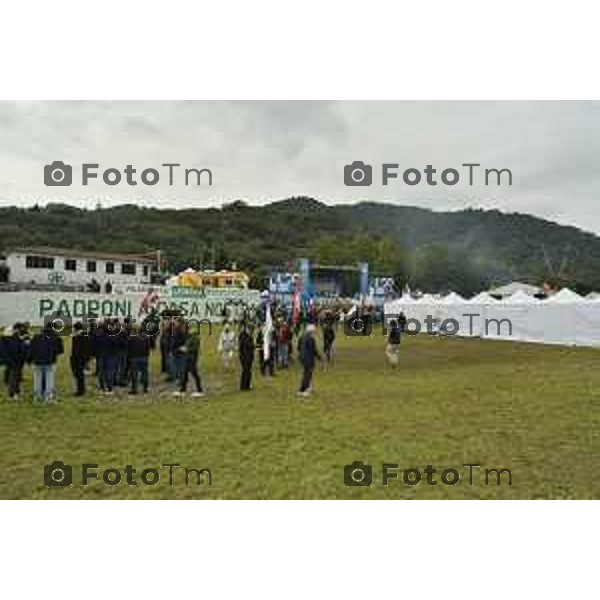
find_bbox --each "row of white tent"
[384,288,600,347]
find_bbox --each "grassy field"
[0,328,599,499]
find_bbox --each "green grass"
[1,329,599,499]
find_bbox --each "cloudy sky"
[0,101,599,233]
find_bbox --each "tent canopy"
[441,292,465,304]
[546,288,583,303]
[469,291,498,304]
[503,290,539,304]
[488,281,541,297]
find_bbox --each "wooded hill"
[1,197,598,295]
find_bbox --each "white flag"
[263,304,273,361]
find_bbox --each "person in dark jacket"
[386,319,401,366]
[127,324,151,395]
[29,323,64,403]
[159,317,173,379]
[322,322,336,368]
[398,312,407,333]
[94,321,117,394]
[141,309,160,350]
[170,319,188,386]
[2,325,29,400]
[174,326,204,397]
[256,329,266,375]
[0,326,9,385]
[114,319,130,387]
[238,325,255,391]
[298,324,321,397]
[71,322,90,396]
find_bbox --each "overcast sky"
[0,101,599,233]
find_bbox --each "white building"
[0,246,157,288]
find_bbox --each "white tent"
[546,288,582,303]
[417,293,441,304]
[384,287,600,347]
[488,281,541,297]
[441,291,466,304]
[469,291,498,304]
[385,295,417,313]
[462,292,500,336]
[503,289,539,304]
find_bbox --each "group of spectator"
[0,313,204,402]
[0,307,344,403]
[0,321,64,403]
[235,315,334,396]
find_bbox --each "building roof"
[3,246,157,264]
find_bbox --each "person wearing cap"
[298,324,321,397]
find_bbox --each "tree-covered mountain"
[1,197,599,295]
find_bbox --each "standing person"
[159,317,173,379]
[218,324,236,369]
[238,325,255,391]
[174,326,204,398]
[128,324,152,395]
[115,318,130,387]
[298,324,320,398]
[398,311,407,333]
[2,325,28,400]
[94,322,116,395]
[29,322,64,404]
[71,322,90,397]
[141,309,160,351]
[0,325,10,388]
[265,328,277,376]
[386,319,401,366]
[256,329,266,376]
[170,318,188,386]
[322,322,336,368]
[277,320,291,368]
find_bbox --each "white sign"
[0,288,261,326]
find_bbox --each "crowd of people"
[0,304,370,404]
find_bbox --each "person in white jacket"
[218,324,236,369]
